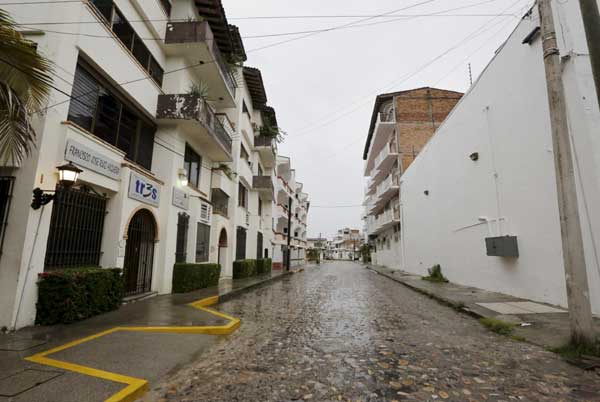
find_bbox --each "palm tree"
[0,9,53,166]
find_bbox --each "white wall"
[398,2,600,313]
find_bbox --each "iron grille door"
[195,223,210,262]
[256,232,263,259]
[236,226,246,260]
[0,176,15,258]
[123,209,156,296]
[175,213,189,263]
[44,186,107,270]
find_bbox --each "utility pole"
[538,0,594,344]
[286,196,292,271]
[577,0,600,109]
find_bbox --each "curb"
[366,266,485,319]
[218,271,293,304]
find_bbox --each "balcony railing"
[376,173,399,198]
[164,20,235,96]
[255,135,274,148]
[157,94,232,155]
[379,109,395,123]
[374,143,393,169]
[253,175,274,191]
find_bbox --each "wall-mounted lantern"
[31,162,83,210]
[178,168,188,187]
[469,152,479,161]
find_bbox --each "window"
[175,213,189,263]
[0,177,15,257]
[240,145,250,165]
[238,182,247,208]
[90,0,163,86]
[236,226,247,260]
[242,100,250,117]
[257,164,263,176]
[158,0,171,15]
[44,186,107,269]
[67,59,156,170]
[196,223,210,262]
[184,144,201,188]
[258,198,262,217]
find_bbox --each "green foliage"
[187,81,209,100]
[233,259,257,279]
[479,317,515,336]
[0,9,54,165]
[256,258,272,275]
[551,339,600,359]
[36,268,123,325]
[217,163,236,180]
[422,264,449,283]
[307,248,320,262]
[360,244,371,263]
[172,263,221,293]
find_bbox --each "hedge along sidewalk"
[0,269,294,402]
[365,264,600,351]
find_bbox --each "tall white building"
[363,2,600,314]
[0,0,309,329]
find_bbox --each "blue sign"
[128,172,160,207]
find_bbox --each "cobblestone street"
[148,262,600,402]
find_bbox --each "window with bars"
[195,223,210,262]
[238,182,247,208]
[67,59,156,170]
[175,213,189,263]
[236,226,246,260]
[0,177,15,258]
[44,186,107,270]
[90,0,164,86]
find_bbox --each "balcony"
[211,189,229,218]
[253,175,274,200]
[254,135,277,168]
[370,173,400,213]
[164,21,235,107]
[157,94,232,161]
[364,111,397,176]
[374,205,400,234]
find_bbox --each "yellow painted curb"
[25,295,239,402]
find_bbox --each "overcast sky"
[224,0,532,239]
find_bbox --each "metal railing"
[379,109,395,123]
[210,40,236,94]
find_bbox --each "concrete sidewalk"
[0,270,291,402]
[366,264,600,351]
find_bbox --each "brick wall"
[395,88,462,171]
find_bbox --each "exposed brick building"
[362,87,462,268]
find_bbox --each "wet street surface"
[149,262,600,402]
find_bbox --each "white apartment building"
[0,0,307,330]
[364,2,600,314]
[327,228,362,260]
[272,156,309,269]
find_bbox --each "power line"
[34,0,441,113]
[286,0,529,141]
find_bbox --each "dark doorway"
[123,209,156,296]
[236,226,246,260]
[256,232,263,260]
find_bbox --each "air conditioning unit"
[200,202,212,225]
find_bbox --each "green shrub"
[422,264,449,283]
[256,258,272,275]
[36,268,123,325]
[172,263,221,293]
[479,317,516,336]
[233,259,257,279]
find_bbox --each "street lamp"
[31,162,83,210]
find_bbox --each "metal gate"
[45,185,107,270]
[123,209,156,296]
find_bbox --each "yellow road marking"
[25,296,239,402]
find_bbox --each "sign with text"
[128,172,160,207]
[64,139,121,180]
[172,187,189,210]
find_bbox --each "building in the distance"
[326,228,363,260]
[362,87,462,269]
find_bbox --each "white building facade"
[365,2,600,314]
[0,0,308,329]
